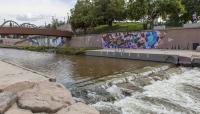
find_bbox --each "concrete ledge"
[191,57,200,67]
[86,49,200,66]
[153,25,166,30]
[86,50,178,64]
[183,23,200,28]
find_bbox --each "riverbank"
[86,49,200,67]
[0,60,99,114]
[0,45,98,55]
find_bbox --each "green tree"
[157,0,184,27]
[50,18,65,29]
[93,0,126,26]
[181,0,200,23]
[127,0,148,21]
[70,0,95,33]
[127,0,148,29]
[127,0,184,28]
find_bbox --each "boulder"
[3,81,35,93]
[0,92,17,114]
[5,104,33,114]
[17,81,75,113]
[56,102,99,114]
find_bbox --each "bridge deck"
[0,27,73,37]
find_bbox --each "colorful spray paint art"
[102,31,164,49]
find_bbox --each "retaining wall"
[70,28,200,50]
[70,34,102,48]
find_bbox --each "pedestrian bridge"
[0,20,73,38]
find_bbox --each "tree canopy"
[93,0,126,26]
[127,0,184,28]
[181,0,200,23]
[69,0,200,31]
[70,0,95,32]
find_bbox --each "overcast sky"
[0,0,77,26]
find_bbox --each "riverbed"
[0,48,163,85]
[0,48,200,114]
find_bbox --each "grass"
[0,45,54,52]
[78,22,145,35]
[55,47,98,55]
[0,45,98,55]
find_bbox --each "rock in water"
[17,81,75,113]
[73,97,86,104]
[0,92,17,114]
[56,102,100,114]
[93,102,122,114]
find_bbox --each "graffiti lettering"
[102,31,164,49]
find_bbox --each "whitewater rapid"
[94,67,200,114]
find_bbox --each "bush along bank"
[0,45,99,55]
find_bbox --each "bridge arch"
[20,23,38,28]
[1,20,20,27]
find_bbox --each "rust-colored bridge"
[0,20,73,38]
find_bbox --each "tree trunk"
[83,28,87,34]
[150,19,155,30]
[143,23,148,30]
[108,19,113,26]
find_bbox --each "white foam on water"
[106,85,124,99]
[99,65,170,89]
[112,67,200,114]
[93,101,122,114]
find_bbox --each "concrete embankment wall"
[1,28,200,49]
[70,34,102,48]
[70,28,200,50]
[160,28,200,50]
[0,38,30,46]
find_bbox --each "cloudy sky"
[0,0,77,26]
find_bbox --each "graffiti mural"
[31,37,65,47]
[102,31,164,49]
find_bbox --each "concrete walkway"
[86,49,200,66]
[0,61,47,91]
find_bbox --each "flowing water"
[0,48,200,114]
[93,67,200,114]
[0,48,163,86]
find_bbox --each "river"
[0,48,199,114]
